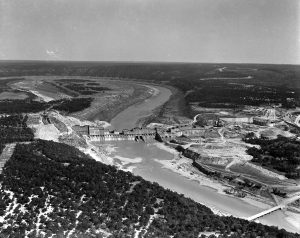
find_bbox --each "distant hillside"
[0,139,299,237]
[1,61,299,108]
[1,61,299,87]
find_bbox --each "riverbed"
[99,83,300,233]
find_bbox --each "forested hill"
[0,140,299,237]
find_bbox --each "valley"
[0,62,300,237]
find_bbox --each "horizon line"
[0,59,299,66]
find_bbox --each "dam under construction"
[73,125,158,142]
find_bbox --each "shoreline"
[86,141,233,217]
[136,84,191,127]
[109,84,172,130]
[80,140,300,233]
[150,142,300,233]
[87,80,160,123]
[153,142,267,205]
[153,142,271,207]
[88,140,269,217]
[83,139,300,233]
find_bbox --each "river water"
[100,84,300,233]
[109,85,172,131]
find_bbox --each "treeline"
[0,143,4,154]
[0,97,92,114]
[197,102,240,109]
[61,82,110,95]
[0,114,28,127]
[51,98,93,113]
[0,114,34,144]
[245,136,300,179]
[0,100,48,114]
[185,82,295,107]
[0,140,299,237]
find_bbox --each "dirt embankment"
[182,148,201,161]
[182,148,232,166]
[182,145,289,186]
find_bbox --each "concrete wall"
[182,128,206,137]
[73,125,89,135]
[220,117,253,124]
[89,134,156,142]
[253,117,269,126]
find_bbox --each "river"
[100,84,300,233]
[109,84,172,131]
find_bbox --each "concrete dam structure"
[89,134,156,142]
[73,125,157,142]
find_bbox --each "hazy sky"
[0,0,299,64]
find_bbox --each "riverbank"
[109,84,172,130]
[74,79,154,123]
[152,142,300,232]
[91,140,299,233]
[152,142,273,209]
[136,85,191,127]
[77,139,300,234]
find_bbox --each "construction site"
[144,105,300,219]
[73,125,157,142]
[30,105,300,220]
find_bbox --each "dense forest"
[0,143,4,154]
[0,114,34,144]
[0,97,92,114]
[185,82,295,107]
[245,136,300,179]
[0,140,299,237]
[51,98,93,113]
[57,82,110,95]
[0,61,299,109]
[0,100,48,114]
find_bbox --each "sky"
[0,0,299,64]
